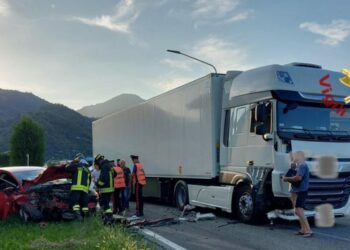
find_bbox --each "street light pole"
[166,50,217,74]
[26,153,29,166]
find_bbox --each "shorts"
[295,191,308,208]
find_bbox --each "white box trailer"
[93,63,350,223]
[93,74,224,179]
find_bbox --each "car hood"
[23,165,71,190]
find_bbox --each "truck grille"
[305,172,350,210]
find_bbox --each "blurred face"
[94,163,100,170]
[294,151,305,164]
[120,160,125,167]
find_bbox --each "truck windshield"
[277,102,350,141]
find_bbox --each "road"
[128,202,350,250]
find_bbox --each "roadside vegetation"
[0,216,153,250]
[10,116,44,166]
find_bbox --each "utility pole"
[26,153,29,166]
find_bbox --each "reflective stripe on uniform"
[104,208,112,214]
[71,185,89,193]
[77,168,82,186]
[82,207,89,212]
[99,187,114,193]
[109,171,113,188]
[71,167,90,193]
[73,204,80,211]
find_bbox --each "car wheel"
[20,204,43,222]
[19,207,30,223]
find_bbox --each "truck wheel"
[235,185,260,223]
[174,180,189,211]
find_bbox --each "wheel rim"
[177,186,186,208]
[239,192,253,218]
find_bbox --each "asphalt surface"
[127,202,350,250]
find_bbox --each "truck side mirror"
[255,123,266,135]
[255,104,267,123]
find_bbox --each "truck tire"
[234,185,262,224]
[174,180,189,211]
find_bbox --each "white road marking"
[138,228,187,250]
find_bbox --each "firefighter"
[113,159,126,215]
[94,154,115,224]
[66,153,91,220]
[130,155,146,217]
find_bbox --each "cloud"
[226,10,254,23]
[192,0,240,19]
[191,0,252,26]
[158,37,253,92]
[193,37,252,72]
[163,37,253,74]
[0,0,10,17]
[72,0,138,34]
[153,76,194,92]
[161,58,193,71]
[300,19,350,46]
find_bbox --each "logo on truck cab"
[339,69,350,104]
[319,73,348,117]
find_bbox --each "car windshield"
[277,102,350,134]
[12,169,44,181]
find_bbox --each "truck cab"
[217,63,350,222]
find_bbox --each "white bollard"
[315,203,335,227]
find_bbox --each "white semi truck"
[93,63,350,223]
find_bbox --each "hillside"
[0,89,92,161]
[0,89,49,120]
[78,93,144,118]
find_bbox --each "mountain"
[77,93,144,118]
[0,89,92,161]
[0,89,49,121]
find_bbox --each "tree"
[10,116,45,166]
[0,152,10,166]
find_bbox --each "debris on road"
[128,217,179,228]
[112,214,180,228]
[267,209,316,221]
[195,212,216,221]
[180,204,196,218]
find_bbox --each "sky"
[0,0,349,110]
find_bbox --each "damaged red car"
[0,165,97,221]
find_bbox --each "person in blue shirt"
[283,151,312,237]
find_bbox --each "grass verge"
[0,216,153,250]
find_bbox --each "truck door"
[246,102,274,172]
[220,105,250,173]
[220,102,274,178]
